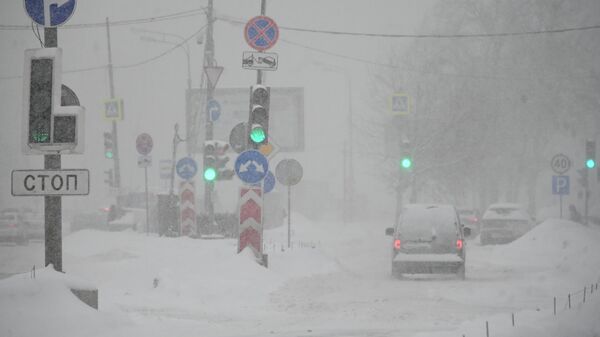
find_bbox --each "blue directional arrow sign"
[235,150,269,184]
[24,0,77,27]
[207,99,221,122]
[176,157,197,180]
[263,171,276,193]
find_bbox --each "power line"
[217,15,600,38]
[0,23,209,80]
[0,8,204,31]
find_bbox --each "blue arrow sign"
[235,150,269,184]
[263,171,276,193]
[552,175,569,195]
[24,0,77,27]
[176,157,197,180]
[207,99,221,122]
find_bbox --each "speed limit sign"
[551,154,571,175]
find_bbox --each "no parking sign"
[244,16,279,51]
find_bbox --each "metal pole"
[105,18,121,196]
[342,142,347,224]
[144,166,149,235]
[203,0,216,225]
[287,185,291,249]
[347,75,353,221]
[43,27,62,272]
[560,194,563,219]
[256,0,266,84]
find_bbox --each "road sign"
[24,0,76,27]
[136,133,153,155]
[551,154,571,175]
[12,169,89,196]
[229,122,247,154]
[204,66,224,89]
[263,171,276,193]
[176,157,197,180]
[159,160,172,180]
[104,98,124,121]
[238,187,263,254]
[244,16,279,51]
[138,155,152,168]
[242,51,278,71]
[275,159,303,186]
[390,93,410,115]
[552,175,570,195]
[180,181,196,237]
[235,150,269,184]
[207,99,221,122]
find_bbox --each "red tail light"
[394,239,401,250]
[456,239,463,250]
[8,223,16,228]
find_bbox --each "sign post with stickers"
[136,133,153,234]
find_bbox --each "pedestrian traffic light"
[104,169,114,187]
[585,140,596,169]
[203,141,234,182]
[103,132,114,159]
[400,156,413,170]
[248,85,270,149]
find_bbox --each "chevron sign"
[238,187,263,254]
[179,181,196,237]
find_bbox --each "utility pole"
[105,18,122,202]
[43,27,62,272]
[203,0,216,225]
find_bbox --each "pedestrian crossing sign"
[104,98,124,121]
[390,93,410,116]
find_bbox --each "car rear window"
[398,206,457,241]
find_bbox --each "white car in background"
[480,203,535,245]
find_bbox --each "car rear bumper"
[392,253,464,274]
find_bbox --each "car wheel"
[456,264,466,280]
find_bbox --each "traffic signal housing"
[585,140,596,169]
[203,140,234,182]
[103,132,114,159]
[576,168,588,189]
[248,85,270,149]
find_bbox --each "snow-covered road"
[1,216,599,337]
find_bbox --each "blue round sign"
[244,16,279,51]
[263,171,276,193]
[24,0,77,27]
[176,157,197,180]
[207,99,221,122]
[235,150,269,184]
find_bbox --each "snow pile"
[0,266,129,337]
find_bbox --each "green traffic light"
[250,126,266,143]
[204,167,217,181]
[105,151,114,159]
[401,157,412,169]
[586,159,596,169]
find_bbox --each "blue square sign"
[552,175,569,195]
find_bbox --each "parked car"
[0,208,29,245]
[457,208,481,237]
[480,203,535,245]
[385,204,470,279]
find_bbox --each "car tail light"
[100,207,110,212]
[469,216,478,222]
[8,223,16,228]
[456,239,463,250]
[393,239,401,250]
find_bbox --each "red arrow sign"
[240,199,261,224]
[239,226,261,253]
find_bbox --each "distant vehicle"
[0,209,29,245]
[480,203,535,245]
[385,204,470,279]
[457,208,481,237]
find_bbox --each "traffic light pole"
[204,0,216,226]
[43,27,62,272]
[105,18,122,197]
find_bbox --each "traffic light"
[104,169,114,187]
[28,58,53,144]
[203,141,234,182]
[585,140,596,169]
[400,156,413,170]
[103,132,114,159]
[248,85,270,149]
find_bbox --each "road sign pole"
[560,194,563,219]
[145,166,149,235]
[256,0,267,85]
[105,18,122,197]
[287,184,291,249]
[43,27,62,272]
